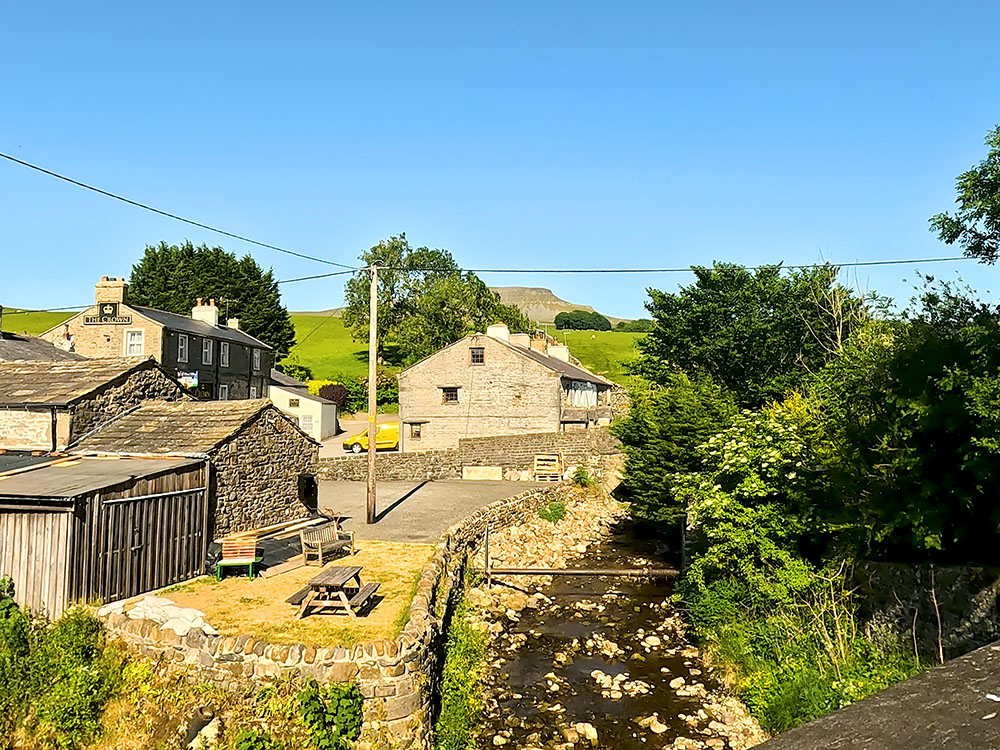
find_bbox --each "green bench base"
[216,556,263,580]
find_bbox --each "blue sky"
[1,1,999,320]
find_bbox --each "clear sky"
[1,1,999,320]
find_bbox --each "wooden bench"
[300,521,355,566]
[347,582,380,615]
[216,536,262,580]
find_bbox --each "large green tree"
[930,125,1000,263]
[635,263,866,408]
[129,241,295,356]
[342,234,530,364]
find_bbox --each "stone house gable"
[398,334,564,451]
[69,365,189,441]
[209,406,319,537]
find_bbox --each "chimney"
[227,317,240,330]
[509,333,530,348]
[95,276,128,304]
[192,298,219,327]
[549,344,570,362]
[529,336,548,355]
[486,322,510,342]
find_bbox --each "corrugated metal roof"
[0,455,201,498]
[0,332,87,362]
[0,357,155,406]
[133,306,271,349]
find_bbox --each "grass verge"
[435,593,488,750]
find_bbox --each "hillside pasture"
[550,329,644,383]
[1,308,75,336]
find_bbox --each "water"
[477,520,733,749]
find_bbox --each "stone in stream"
[669,676,686,689]
[574,722,599,745]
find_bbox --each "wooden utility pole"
[366,264,378,524]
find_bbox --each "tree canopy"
[930,125,1000,263]
[128,241,296,355]
[554,310,612,331]
[342,234,531,364]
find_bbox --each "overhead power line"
[277,270,355,284]
[0,151,358,270]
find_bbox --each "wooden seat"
[216,536,262,580]
[300,521,354,566]
[348,582,380,612]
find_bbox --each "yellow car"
[342,422,400,453]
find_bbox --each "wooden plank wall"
[0,507,71,618]
[69,462,210,605]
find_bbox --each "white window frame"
[177,334,188,363]
[218,383,229,400]
[124,329,144,357]
[202,339,213,365]
[250,385,258,399]
[299,414,314,432]
[220,341,230,367]
[252,349,261,371]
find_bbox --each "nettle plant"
[673,394,837,613]
[297,680,363,750]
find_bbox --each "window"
[253,349,261,371]
[125,330,144,356]
[410,423,422,440]
[470,347,485,365]
[288,398,300,408]
[220,342,230,367]
[177,334,188,363]
[218,383,229,400]
[441,387,459,404]
[202,339,213,365]
[250,386,258,399]
[299,414,314,432]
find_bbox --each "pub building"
[39,277,271,400]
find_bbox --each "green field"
[549,329,644,383]
[2,309,74,336]
[286,313,372,379]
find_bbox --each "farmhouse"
[268,368,338,442]
[0,357,188,452]
[0,455,209,617]
[39,277,271,400]
[397,322,615,451]
[73,399,320,537]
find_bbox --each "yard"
[159,539,434,647]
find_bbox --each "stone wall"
[70,365,188,441]
[42,304,165,360]
[101,484,565,750]
[318,427,622,482]
[854,562,1000,661]
[212,409,319,537]
[0,409,53,451]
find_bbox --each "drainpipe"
[51,407,57,452]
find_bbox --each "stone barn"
[0,357,189,452]
[73,399,320,537]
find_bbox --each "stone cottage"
[73,399,319,537]
[397,323,615,451]
[0,357,188,451]
[39,277,271,400]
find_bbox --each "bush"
[317,383,349,410]
[537,501,567,523]
[571,467,594,488]
[297,680,363,750]
[234,730,285,750]
[436,597,488,750]
[276,359,312,382]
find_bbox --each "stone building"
[73,399,320,537]
[39,277,271,400]
[397,323,615,451]
[268,368,338,442]
[0,357,188,451]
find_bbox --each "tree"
[634,263,866,408]
[129,241,296,355]
[930,125,1000,263]
[554,310,612,331]
[342,234,531,364]
[614,318,654,332]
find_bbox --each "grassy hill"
[2,308,75,336]
[549,329,644,383]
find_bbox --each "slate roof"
[506,341,614,387]
[0,332,87,362]
[270,368,308,389]
[0,455,201,498]
[0,357,155,406]
[132,306,271,349]
[73,399,317,455]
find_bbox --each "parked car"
[342,422,400,453]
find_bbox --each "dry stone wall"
[102,484,565,750]
[318,449,461,481]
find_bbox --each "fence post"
[485,520,491,588]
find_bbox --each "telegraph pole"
[366,264,378,524]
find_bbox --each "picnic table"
[286,565,380,620]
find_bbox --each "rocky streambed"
[462,489,766,750]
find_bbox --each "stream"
[475,519,756,750]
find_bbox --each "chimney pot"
[209,298,216,307]
[196,297,203,306]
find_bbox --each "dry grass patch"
[163,539,434,647]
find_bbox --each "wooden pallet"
[533,453,563,482]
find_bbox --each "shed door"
[0,508,71,618]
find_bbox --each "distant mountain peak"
[491,286,623,325]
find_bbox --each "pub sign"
[83,303,132,325]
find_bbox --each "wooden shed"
[0,454,209,617]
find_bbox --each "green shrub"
[436,597,488,750]
[537,501,566,523]
[297,680,363,750]
[571,467,594,488]
[233,729,285,750]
